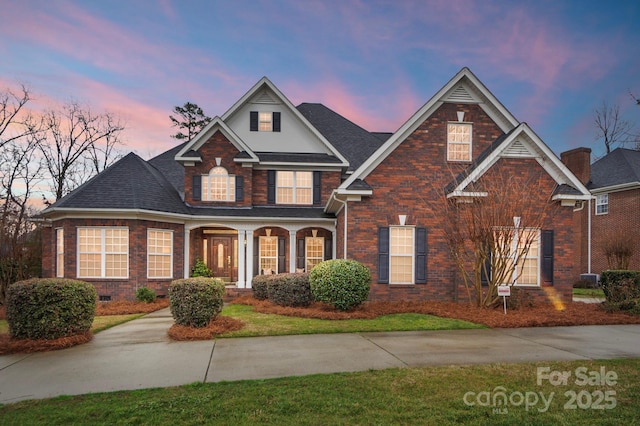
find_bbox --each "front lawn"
[1,358,637,424]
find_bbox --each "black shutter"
[297,238,305,270]
[415,227,427,284]
[267,170,276,204]
[481,243,491,287]
[313,171,322,206]
[542,230,554,285]
[272,112,281,132]
[192,175,201,201]
[235,176,244,202]
[253,237,259,276]
[378,227,390,284]
[278,237,286,273]
[250,111,258,131]
[324,237,332,261]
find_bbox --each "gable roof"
[589,148,640,192]
[297,103,388,172]
[339,67,520,190]
[445,123,591,201]
[43,153,189,215]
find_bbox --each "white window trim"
[259,112,273,132]
[276,171,313,205]
[305,236,324,271]
[202,167,235,202]
[389,226,415,285]
[498,227,541,287]
[259,236,278,274]
[595,194,608,215]
[56,228,64,278]
[77,227,129,279]
[447,122,472,162]
[147,229,173,279]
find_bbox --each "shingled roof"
[297,103,388,172]
[588,148,640,190]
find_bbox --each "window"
[202,167,235,201]
[259,112,272,131]
[147,230,173,279]
[596,194,608,215]
[447,123,472,162]
[78,228,128,278]
[496,228,540,286]
[390,227,414,284]
[250,111,281,132]
[56,228,64,278]
[305,237,324,271]
[259,236,278,274]
[277,171,312,205]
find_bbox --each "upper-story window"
[250,111,281,132]
[447,123,472,162]
[277,171,312,205]
[596,194,608,215]
[202,167,235,201]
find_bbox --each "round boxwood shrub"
[251,274,275,300]
[6,278,97,340]
[136,287,157,303]
[169,277,225,328]
[268,273,312,307]
[309,259,371,311]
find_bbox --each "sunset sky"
[2,0,639,160]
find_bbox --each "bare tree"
[439,167,558,307]
[39,101,125,202]
[594,100,636,154]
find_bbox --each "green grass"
[573,288,605,298]
[218,304,486,337]
[0,314,144,336]
[1,358,637,425]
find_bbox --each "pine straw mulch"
[0,299,170,355]
[168,316,245,341]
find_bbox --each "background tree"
[169,102,212,142]
[594,100,637,154]
[438,168,558,307]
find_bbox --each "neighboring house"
[562,147,640,278]
[40,68,591,303]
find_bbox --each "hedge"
[600,270,640,313]
[169,277,225,328]
[252,274,277,300]
[309,259,371,311]
[6,278,97,340]
[267,273,312,307]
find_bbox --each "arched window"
[202,166,235,201]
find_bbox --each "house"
[561,147,640,278]
[40,68,591,303]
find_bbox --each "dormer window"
[250,111,281,132]
[202,166,235,201]
[447,122,472,162]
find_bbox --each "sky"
[1,0,639,160]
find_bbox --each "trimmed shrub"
[169,277,225,328]
[310,259,371,311]
[600,270,640,311]
[252,274,276,300]
[136,287,157,303]
[6,278,97,340]
[268,273,312,307]
[191,258,213,278]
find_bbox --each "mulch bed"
[168,316,245,341]
[96,299,169,316]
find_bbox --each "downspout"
[333,197,348,259]
[588,197,592,274]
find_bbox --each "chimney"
[561,147,591,185]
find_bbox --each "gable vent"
[255,90,278,104]
[503,140,533,157]
[444,85,476,103]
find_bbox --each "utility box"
[580,273,600,288]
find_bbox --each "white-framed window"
[305,237,324,271]
[259,236,278,274]
[496,228,540,286]
[596,194,608,215]
[390,227,414,284]
[56,228,64,278]
[202,166,235,201]
[447,123,472,162]
[276,171,312,205]
[77,227,128,278]
[259,112,273,132]
[147,229,173,279]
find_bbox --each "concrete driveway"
[1,308,639,404]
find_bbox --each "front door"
[210,237,234,282]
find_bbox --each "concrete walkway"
[1,308,639,404]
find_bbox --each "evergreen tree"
[169,102,212,141]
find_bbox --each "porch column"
[183,227,191,279]
[236,229,246,288]
[289,229,297,273]
[245,228,254,288]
